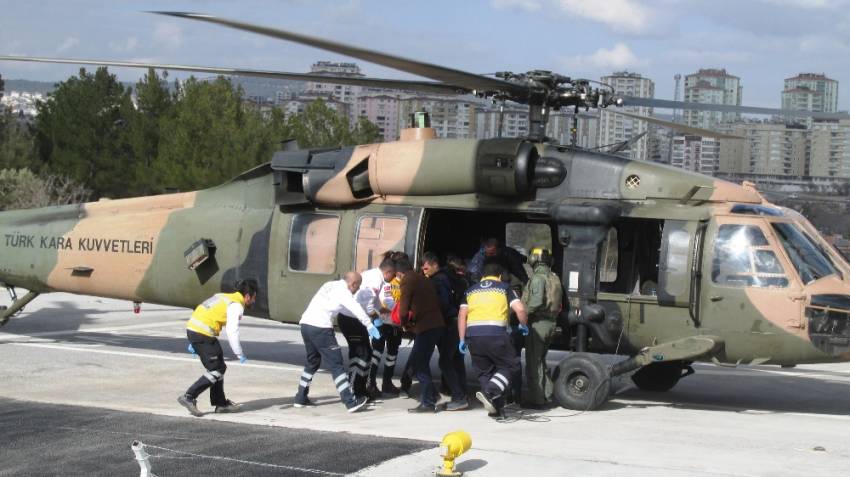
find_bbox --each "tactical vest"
[187,292,245,337]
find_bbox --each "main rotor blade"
[620,96,850,120]
[608,110,744,139]
[151,11,524,96]
[0,55,467,95]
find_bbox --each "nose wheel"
[552,353,611,411]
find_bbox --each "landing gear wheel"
[631,361,687,392]
[552,353,611,411]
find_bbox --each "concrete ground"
[2,291,850,476]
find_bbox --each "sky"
[2,0,850,111]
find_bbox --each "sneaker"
[346,396,369,413]
[381,381,400,396]
[407,404,437,413]
[177,395,203,417]
[214,400,243,413]
[475,391,497,414]
[445,399,469,411]
[293,398,317,408]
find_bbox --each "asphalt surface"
[0,399,431,476]
[4,292,850,476]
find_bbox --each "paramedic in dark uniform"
[458,262,528,419]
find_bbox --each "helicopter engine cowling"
[270,138,566,206]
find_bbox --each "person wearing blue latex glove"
[518,324,530,336]
[458,340,468,355]
[238,355,247,364]
[373,318,384,328]
[187,343,197,356]
[368,325,381,340]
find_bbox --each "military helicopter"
[2,12,850,411]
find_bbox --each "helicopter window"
[599,227,618,283]
[658,221,691,304]
[355,215,408,271]
[288,213,341,274]
[712,224,788,288]
[772,222,837,285]
[505,222,553,255]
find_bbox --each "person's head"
[235,278,259,307]
[395,258,413,278]
[482,261,503,279]
[420,251,441,277]
[446,254,466,275]
[378,256,397,282]
[343,271,362,294]
[529,247,553,267]
[483,238,501,258]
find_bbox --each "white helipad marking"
[8,342,306,372]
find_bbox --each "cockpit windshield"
[772,222,838,285]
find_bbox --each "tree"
[286,98,382,148]
[33,67,135,198]
[0,109,35,170]
[153,76,288,191]
[127,68,174,195]
[0,168,90,211]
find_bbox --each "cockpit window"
[712,224,788,288]
[772,222,838,285]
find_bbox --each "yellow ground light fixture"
[437,430,472,477]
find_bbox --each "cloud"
[57,37,79,53]
[562,43,646,73]
[109,36,139,53]
[152,22,184,49]
[556,0,653,34]
[490,0,544,11]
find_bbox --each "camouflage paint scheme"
[3,131,850,368]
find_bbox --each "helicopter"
[2,11,850,411]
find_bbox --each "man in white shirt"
[178,279,257,417]
[361,256,403,397]
[295,271,381,413]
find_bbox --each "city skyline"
[1,0,849,112]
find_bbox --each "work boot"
[346,396,369,413]
[381,381,400,396]
[445,399,469,411]
[293,397,317,408]
[475,391,497,414]
[214,400,243,413]
[177,395,203,417]
[365,385,381,402]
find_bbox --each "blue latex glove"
[458,340,468,355]
[368,325,381,340]
[187,343,196,356]
[238,355,248,364]
[373,318,384,328]
[518,324,530,336]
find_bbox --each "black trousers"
[338,314,372,396]
[295,324,355,405]
[438,318,467,401]
[185,330,228,406]
[370,324,402,386]
[468,333,521,411]
[509,326,524,402]
[410,326,445,407]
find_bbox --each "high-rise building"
[809,119,850,178]
[671,135,720,175]
[304,61,364,105]
[782,73,838,114]
[399,96,477,139]
[683,69,742,130]
[597,71,654,161]
[716,122,808,178]
[355,93,401,141]
[476,105,528,139]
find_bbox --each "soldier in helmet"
[521,247,563,409]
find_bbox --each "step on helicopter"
[2,11,850,410]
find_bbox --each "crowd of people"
[176,239,562,421]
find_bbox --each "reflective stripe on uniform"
[187,292,245,337]
[385,354,397,365]
[299,379,310,388]
[337,381,350,393]
[301,372,314,380]
[467,320,508,328]
[352,357,369,369]
[187,317,216,336]
[334,374,347,384]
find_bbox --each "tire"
[552,353,611,411]
[631,361,685,392]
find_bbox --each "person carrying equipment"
[522,247,563,409]
[458,262,528,420]
[178,279,258,417]
[294,271,380,413]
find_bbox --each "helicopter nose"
[806,294,850,357]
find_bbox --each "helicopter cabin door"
[351,206,423,273]
[269,209,345,323]
[699,216,804,364]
